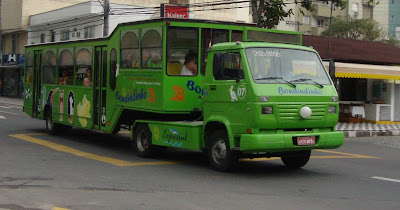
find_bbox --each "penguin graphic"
[67,91,75,124]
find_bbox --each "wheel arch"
[204,117,234,149]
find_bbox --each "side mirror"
[329,59,335,79]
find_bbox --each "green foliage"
[382,36,400,47]
[251,0,348,29]
[321,16,384,42]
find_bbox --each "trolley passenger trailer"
[23,18,343,171]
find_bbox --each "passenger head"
[184,53,198,75]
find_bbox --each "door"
[204,51,248,133]
[93,46,108,130]
[33,50,42,117]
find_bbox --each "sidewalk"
[1,96,398,138]
[336,122,400,138]
[0,96,23,107]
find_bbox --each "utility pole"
[328,1,334,56]
[101,0,110,37]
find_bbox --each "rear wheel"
[45,109,61,135]
[281,150,311,169]
[208,129,238,172]
[133,124,155,157]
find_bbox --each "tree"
[321,16,384,42]
[251,0,347,29]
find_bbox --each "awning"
[323,62,400,80]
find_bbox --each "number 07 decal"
[237,85,246,99]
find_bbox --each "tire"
[133,124,154,158]
[208,129,238,172]
[45,109,61,135]
[281,150,311,169]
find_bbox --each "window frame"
[75,47,92,87]
[58,49,74,86]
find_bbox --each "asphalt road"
[0,101,400,210]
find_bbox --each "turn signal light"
[328,106,336,113]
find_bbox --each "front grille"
[278,104,326,121]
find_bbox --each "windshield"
[245,48,331,85]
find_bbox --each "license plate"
[297,136,316,146]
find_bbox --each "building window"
[391,15,396,21]
[303,16,310,25]
[50,30,55,42]
[40,33,45,43]
[12,34,17,53]
[352,3,358,11]
[84,26,95,38]
[317,19,324,27]
[392,0,394,4]
[60,29,70,41]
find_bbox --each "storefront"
[0,65,23,97]
[333,62,400,123]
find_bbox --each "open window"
[110,49,117,90]
[167,27,199,76]
[26,52,33,83]
[75,48,92,87]
[43,51,57,84]
[58,50,74,85]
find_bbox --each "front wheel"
[281,150,311,169]
[208,130,238,172]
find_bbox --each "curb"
[343,130,400,138]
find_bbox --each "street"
[0,101,400,210]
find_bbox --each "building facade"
[0,0,251,97]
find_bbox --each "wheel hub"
[212,139,227,165]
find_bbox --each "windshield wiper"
[255,77,296,88]
[289,78,323,88]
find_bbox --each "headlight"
[260,96,270,102]
[331,96,338,102]
[262,107,273,114]
[328,106,336,113]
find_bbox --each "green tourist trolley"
[23,18,343,171]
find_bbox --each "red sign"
[165,5,188,19]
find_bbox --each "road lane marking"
[119,130,131,134]
[0,115,5,119]
[0,105,20,109]
[9,134,179,167]
[315,149,381,159]
[244,150,380,162]
[0,110,18,115]
[372,176,400,183]
[53,207,71,210]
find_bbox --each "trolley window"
[167,27,199,76]
[120,31,139,68]
[26,52,33,83]
[43,51,57,84]
[141,28,162,68]
[58,50,74,85]
[76,48,92,86]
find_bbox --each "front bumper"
[239,130,344,153]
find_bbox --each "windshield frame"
[244,47,332,86]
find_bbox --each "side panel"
[146,122,203,150]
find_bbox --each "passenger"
[148,55,162,68]
[83,68,92,87]
[58,69,73,85]
[181,53,198,76]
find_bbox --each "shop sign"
[164,5,188,18]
